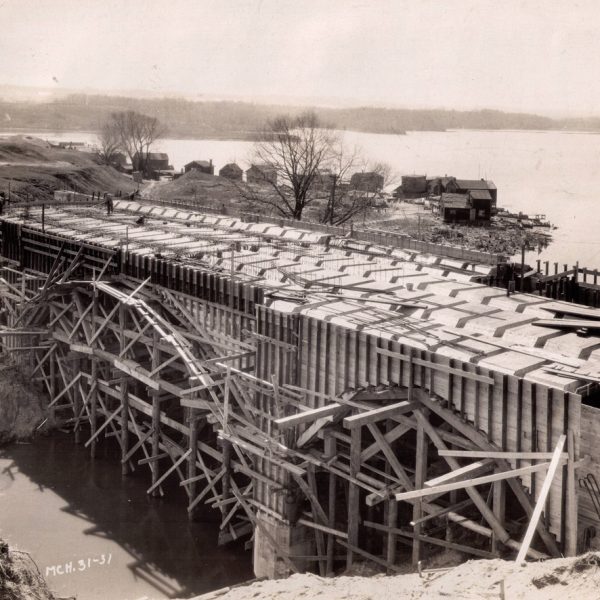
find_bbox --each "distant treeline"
[1,93,599,139]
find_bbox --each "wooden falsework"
[516,435,566,563]
[0,220,585,577]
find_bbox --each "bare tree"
[108,111,165,175]
[241,112,336,220]
[319,146,392,226]
[96,120,121,165]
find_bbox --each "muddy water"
[0,432,252,600]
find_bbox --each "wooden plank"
[343,401,415,429]
[274,403,345,429]
[425,460,494,487]
[346,426,362,568]
[515,435,566,563]
[396,461,554,502]
[438,450,569,460]
[376,346,494,385]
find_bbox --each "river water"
[4,127,600,268]
[1,126,600,597]
[0,433,252,600]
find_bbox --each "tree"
[239,111,391,224]
[242,112,336,220]
[106,111,165,175]
[320,158,393,226]
[96,120,121,165]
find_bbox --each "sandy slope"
[194,553,600,600]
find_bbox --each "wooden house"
[219,163,243,181]
[185,160,215,175]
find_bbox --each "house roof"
[146,152,169,161]
[455,179,496,191]
[351,171,384,179]
[247,164,277,173]
[469,189,492,201]
[220,163,242,171]
[441,193,470,208]
[186,160,212,168]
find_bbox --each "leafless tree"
[96,120,121,165]
[240,112,336,220]
[319,146,393,226]
[107,111,165,175]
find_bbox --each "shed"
[246,164,277,185]
[219,163,243,181]
[185,160,214,175]
[441,193,472,223]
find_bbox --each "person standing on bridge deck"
[106,193,114,215]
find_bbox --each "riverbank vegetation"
[0,542,56,600]
[3,93,600,140]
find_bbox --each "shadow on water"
[0,431,252,599]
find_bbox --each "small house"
[441,193,471,223]
[401,174,427,195]
[350,171,384,193]
[313,169,337,192]
[185,160,214,175]
[468,189,493,221]
[133,152,170,172]
[246,164,277,185]
[427,176,459,196]
[455,179,497,211]
[219,163,243,181]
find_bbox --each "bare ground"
[195,553,600,600]
[0,135,136,202]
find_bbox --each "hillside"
[0,135,136,201]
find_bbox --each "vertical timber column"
[412,410,428,565]
[346,426,362,569]
[119,303,129,476]
[187,404,199,520]
[89,286,99,459]
[386,419,398,572]
[491,477,506,554]
[48,346,56,426]
[74,355,83,444]
[150,328,161,496]
[325,435,337,576]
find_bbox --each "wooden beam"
[396,461,555,502]
[274,403,345,429]
[438,450,569,460]
[515,435,566,563]
[414,391,562,558]
[343,401,415,429]
[425,460,495,487]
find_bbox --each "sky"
[1,0,600,115]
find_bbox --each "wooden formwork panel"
[294,313,582,544]
[254,306,300,515]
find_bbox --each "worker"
[106,193,114,215]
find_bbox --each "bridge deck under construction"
[1,197,600,576]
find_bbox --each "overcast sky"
[1,0,600,115]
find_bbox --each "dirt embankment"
[0,135,136,202]
[0,357,48,445]
[0,542,57,600]
[197,553,600,600]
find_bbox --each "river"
[0,433,252,600]
[4,127,600,268]
[1,126,600,597]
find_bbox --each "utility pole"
[229,243,235,337]
[520,243,526,292]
